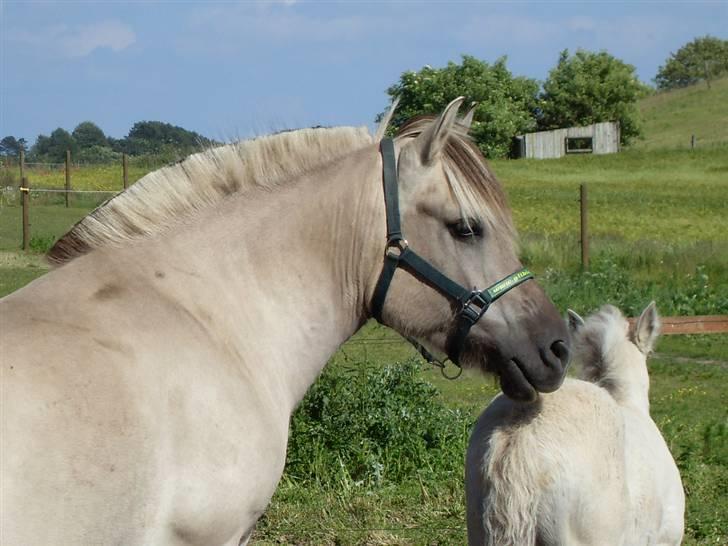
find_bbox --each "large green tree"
[381,55,539,158]
[538,49,647,144]
[655,35,728,90]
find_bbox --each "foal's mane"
[48,126,373,264]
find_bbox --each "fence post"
[19,149,25,185]
[21,177,30,251]
[691,135,696,150]
[123,154,128,189]
[580,183,589,270]
[65,149,71,208]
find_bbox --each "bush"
[286,359,471,487]
[76,145,122,164]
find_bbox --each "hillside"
[632,76,728,150]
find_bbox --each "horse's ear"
[414,96,465,164]
[631,301,661,355]
[567,309,585,334]
[457,102,478,132]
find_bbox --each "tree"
[123,121,213,156]
[380,55,540,158]
[655,36,728,90]
[72,121,108,150]
[30,129,77,162]
[0,136,26,157]
[539,49,647,144]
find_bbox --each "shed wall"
[520,122,619,159]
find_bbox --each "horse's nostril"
[551,340,570,367]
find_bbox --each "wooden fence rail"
[628,315,728,335]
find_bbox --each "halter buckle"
[460,291,491,324]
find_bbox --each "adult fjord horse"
[1,99,569,545]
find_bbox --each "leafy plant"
[286,359,471,487]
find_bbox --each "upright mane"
[48,126,373,264]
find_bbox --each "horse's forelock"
[395,117,516,245]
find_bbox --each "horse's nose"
[550,340,570,369]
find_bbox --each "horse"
[1,98,570,545]
[465,302,685,546]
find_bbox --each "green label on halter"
[486,268,533,301]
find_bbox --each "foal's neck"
[600,344,651,415]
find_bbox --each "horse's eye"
[448,218,483,239]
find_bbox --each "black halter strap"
[371,138,534,366]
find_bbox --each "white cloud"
[8,20,136,58]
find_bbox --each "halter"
[371,138,534,372]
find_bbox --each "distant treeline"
[1,120,217,164]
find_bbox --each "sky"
[2,0,727,143]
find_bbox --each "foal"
[466,303,685,546]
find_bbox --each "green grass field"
[1,80,726,544]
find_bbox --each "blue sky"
[2,1,726,143]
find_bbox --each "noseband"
[371,138,534,370]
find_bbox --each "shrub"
[286,359,471,487]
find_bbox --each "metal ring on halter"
[385,238,408,258]
[404,335,463,381]
[438,359,463,380]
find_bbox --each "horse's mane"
[48,111,515,265]
[48,126,373,264]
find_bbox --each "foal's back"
[466,380,629,546]
[466,303,685,546]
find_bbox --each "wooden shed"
[515,121,620,159]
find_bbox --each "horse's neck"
[164,144,385,412]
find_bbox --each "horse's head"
[370,97,569,402]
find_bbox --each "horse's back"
[466,379,629,546]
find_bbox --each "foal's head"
[568,302,660,409]
[372,98,570,401]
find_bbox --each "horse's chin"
[497,359,539,402]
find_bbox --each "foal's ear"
[457,102,478,132]
[631,301,661,355]
[414,96,465,164]
[567,309,585,334]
